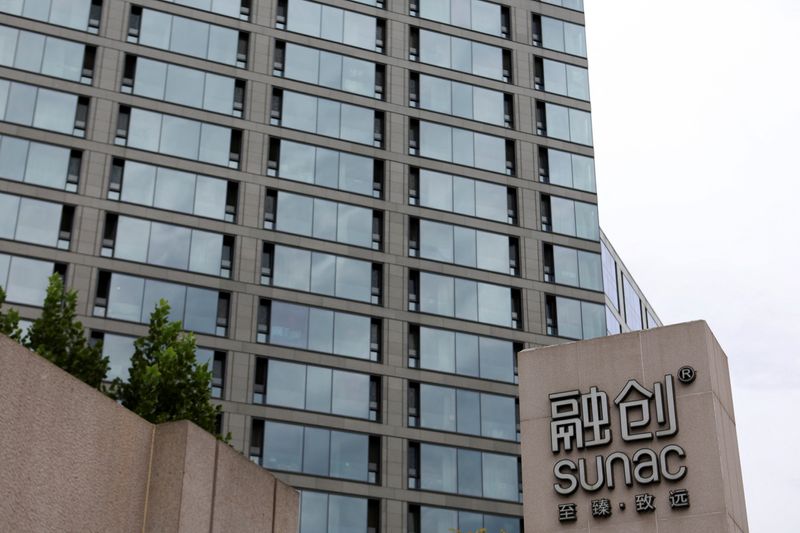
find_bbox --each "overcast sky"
[584,0,800,530]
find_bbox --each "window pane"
[203,72,234,114]
[564,22,587,57]
[274,246,311,291]
[25,142,69,188]
[270,301,309,349]
[474,133,505,173]
[183,287,217,334]
[482,453,518,501]
[452,176,475,216]
[148,222,191,270]
[310,252,336,296]
[170,17,209,58]
[420,75,451,114]
[282,91,317,133]
[454,278,478,322]
[331,370,368,418]
[160,115,201,159]
[0,136,27,182]
[266,360,306,409]
[340,56,374,97]
[302,426,330,476]
[453,226,476,268]
[582,301,606,339]
[476,231,508,273]
[477,282,510,326]
[33,89,76,134]
[329,431,367,481]
[338,152,372,195]
[0,26,18,66]
[305,365,332,413]
[264,421,303,472]
[472,42,501,80]
[194,175,227,219]
[285,43,320,85]
[578,250,603,291]
[42,38,83,81]
[308,307,334,353]
[140,10,172,50]
[114,217,150,263]
[300,492,327,533]
[545,103,570,141]
[102,333,136,381]
[479,337,514,382]
[419,30,450,68]
[14,30,44,72]
[188,230,222,275]
[481,393,516,440]
[166,64,204,108]
[550,197,576,236]
[155,167,195,213]
[575,201,599,240]
[343,11,375,50]
[287,0,322,38]
[336,203,372,247]
[457,448,482,496]
[107,274,145,322]
[420,220,453,263]
[542,17,564,52]
[421,507,457,533]
[420,327,455,373]
[569,108,593,146]
[276,192,313,236]
[312,198,337,242]
[329,494,368,533]
[335,256,370,302]
[278,140,314,183]
[333,312,370,359]
[455,332,479,377]
[547,148,573,188]
[340,104,372,145]
[5,82,36,126]
[419,121,452,162]
[6,256,52,305]
[554,245,579,287]
[15,198,60,246]
[142,280,186,323]
[572,153,596,192]
[128,109,162,152]
[421,384,456,432]
[566,64,590,100]
[0,193,19,239]
[207,25,238,65]
[456,389,480,436]
[420,272,454,317]
[419,170,453,212]
[556,296,582,339]
[474,180,506,222]
[420,444,456,493]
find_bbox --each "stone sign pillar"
[518,321,748,532]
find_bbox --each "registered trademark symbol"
[678,366,696,384]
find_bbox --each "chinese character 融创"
[614,375,678,442]
[591,498,612,518]
[549,387,611,452]
[558,503,577,522]
[669,489,690,509]
[634,493,656,513]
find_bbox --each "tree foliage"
[113,299,223,439]
[25,274,109,388]
[0,286,23,341]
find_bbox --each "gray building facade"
[0,0,660,531]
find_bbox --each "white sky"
[584,0,800,530]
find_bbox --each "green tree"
[0,286,23,341]
[26,274,109,388]
[113,299,223,438]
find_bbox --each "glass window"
[606,305,621,335]
[114,216,150,262]
[480,393,516,440]
[274,192,374,249]
[546,148,596,193]
[482,452,518,501]
[305,366,332,413]
[554,296,606,340]
[541,16,586,57]
[286,0,377,51]
[549,196,599,241]
[7,195,61,247]
[33,88,77,134]
[420,444,457,493]
[107,274,145,322]
[420,384,456,432]
[543,58,589,101]
[420,507,457,533]
[457,448,482,496]
[418,121,506,174]
[418,74,504,126]
[25,141,71,189]
[544,102,593,146]
[418,29,504,80]
[266,360,306,409]
[264,421,304,472]
[154,167,195,214]
[623,276,643,331]
[138,8,240,66]
[2,254,54,306]
[329,431,368,481]
[102,333,136,381]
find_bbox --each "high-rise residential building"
[0,0,661,531]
